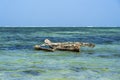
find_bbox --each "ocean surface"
[0,27,120,80]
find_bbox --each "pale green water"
[0,27,120,80]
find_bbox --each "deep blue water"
[0,27,120,80]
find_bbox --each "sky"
[0,0,120,27]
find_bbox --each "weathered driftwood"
[34,39,95,52]
[34,45,55,52]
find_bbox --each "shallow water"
[0,27,120,80]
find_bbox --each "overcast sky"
[0,0,120,27]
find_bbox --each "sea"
[0,27,120,80]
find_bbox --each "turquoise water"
[0,27,120,80]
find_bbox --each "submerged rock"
[22,70,40,76]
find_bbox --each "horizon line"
[0,26,120,27]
